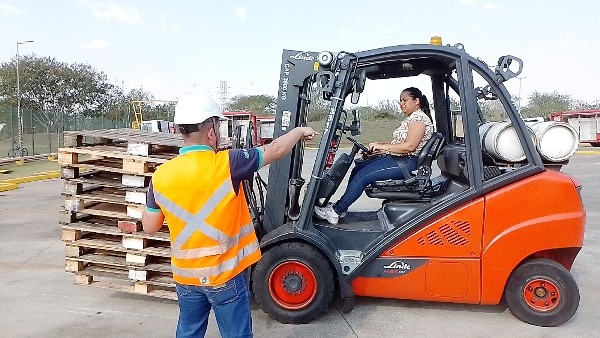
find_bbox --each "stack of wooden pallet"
[58,129,182,300]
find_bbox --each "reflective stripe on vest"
[170,240,260,279]
[153,179,252,258]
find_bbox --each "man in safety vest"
[142,92,316,338]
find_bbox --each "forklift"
[236,38,585,327]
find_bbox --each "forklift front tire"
[252,241,334,324]
[505,258,579,327]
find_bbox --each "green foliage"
[570,99,600,111]
[0,55,117,131]
[227,94,276,115]
[479,100,506,121]
[0,55,159,132]
[520,91,571,119]
[306,86,329,122]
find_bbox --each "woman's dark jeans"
[332,155,417,214]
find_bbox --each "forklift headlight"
[318,52,333,67]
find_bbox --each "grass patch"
[0,160,60,180]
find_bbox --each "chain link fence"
[0,104,131,158]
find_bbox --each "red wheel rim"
[522,278,561,312]
[268,260,317,310]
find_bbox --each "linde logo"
[290,52,314,61]
[383,261,411,270]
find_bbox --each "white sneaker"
[314,205,340,225]
[326,202,346,218]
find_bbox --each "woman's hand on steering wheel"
[346,136,371,154]
[368,142,389,155]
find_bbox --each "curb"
[0,182,18,192]
[576,150,600,155]
[0,170,61,192]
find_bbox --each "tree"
[479,100,506,121]
[520,91,571,119]
[227,94,276,115]
[570,99,600,111]
[0,55,117,132]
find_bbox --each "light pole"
[517,76,527,115]
[16,40,34,159]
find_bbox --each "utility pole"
[517,76,527,115]
[219,81,228,112]
[16,40,34,159]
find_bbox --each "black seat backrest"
[415,132,446,169]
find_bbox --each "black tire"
[21,148,28,157]
[8,149,15,158]
[252,242,335,324]
[505,258,579,327]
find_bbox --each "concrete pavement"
[0,151,599,337]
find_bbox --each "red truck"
[550,110,600,146]
[220,111,275,146]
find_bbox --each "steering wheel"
[346,136,371,154]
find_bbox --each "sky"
[1,0,599,108]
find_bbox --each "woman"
[314,87,435,225]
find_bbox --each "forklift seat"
[365,132,446,200]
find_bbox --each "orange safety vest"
[152,146,261,286]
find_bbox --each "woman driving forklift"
[314,87,435,225]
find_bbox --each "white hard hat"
[174,93,225,125]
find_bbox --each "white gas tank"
[479,121,535,162]
[527,121,579,162]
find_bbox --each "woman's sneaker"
[314,205,340,225]
[326,202,346,218]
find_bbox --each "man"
[142,92,316,337]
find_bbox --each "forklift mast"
[262,50,357,233]
[262,50,319,233]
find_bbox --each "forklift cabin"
[241,42,585,327]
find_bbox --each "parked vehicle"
[234,38,585,327]
[550,110,600,146]
[221,111,275,146]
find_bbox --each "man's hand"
[261,126,318,167]
[298,127,317,141]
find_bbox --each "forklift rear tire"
[252,241,334,324]
[505,258,579,327]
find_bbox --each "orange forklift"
[237,38,585,327]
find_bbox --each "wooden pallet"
[62,221,170,250]
[61,167,149,188]
[63,128,183,155]
[58,147,169,176]
[65,246,171,274]
[62,216,169,241]
[71,264,176,300]
[64,184,145,208]
[63,227,172,281]
[63,171,150,193]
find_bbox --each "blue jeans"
[175,271,252,338]
[333,155,417,214]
